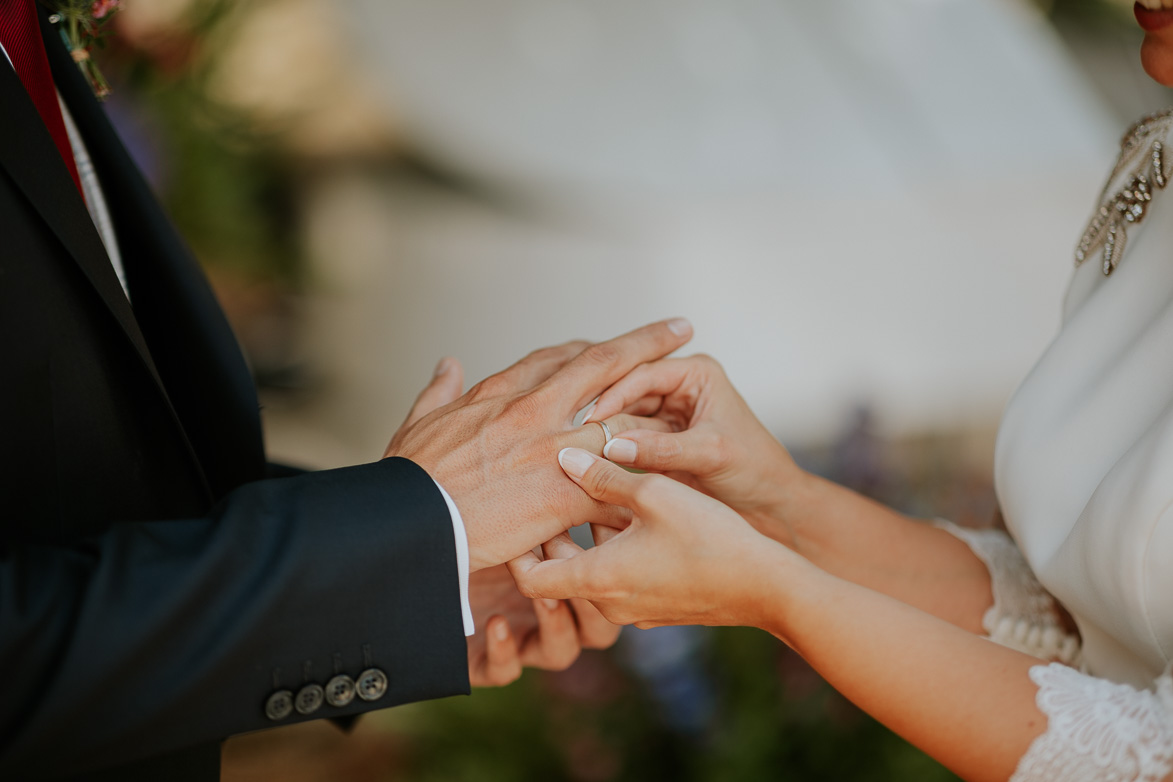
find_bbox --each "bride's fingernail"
[434,357,453,377]
[667,317,692,337]
[580,399,597,423]
[541,599,561,612]
[603,438,637,464]
[494,621,509,641]
[558,447,595,479]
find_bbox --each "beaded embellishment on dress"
[931,520,1082,666]
[1075,108,1173,276]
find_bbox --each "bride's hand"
[591,355,804,537]
[509,447,802,630]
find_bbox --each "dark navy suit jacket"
[0,11,469,780]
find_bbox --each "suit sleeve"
[0,456,471,779]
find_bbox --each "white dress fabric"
[940,110,1173,781]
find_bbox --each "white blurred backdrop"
[257,0,1124,467]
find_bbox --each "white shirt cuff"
[431,479,475,636]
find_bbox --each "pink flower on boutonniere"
[41,0,123,100]
[91,0,121,21]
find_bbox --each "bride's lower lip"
[1135,2,1173,32]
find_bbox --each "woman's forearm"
[753,470,993,634]
[760,555,1044,782]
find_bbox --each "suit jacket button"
[356,668,388,702]
[295,684,325,715]
[265,690,294,721]
[325,674,356,707]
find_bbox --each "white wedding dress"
[939,109,1173,781]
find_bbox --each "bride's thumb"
[558,448,646,511]
[508,549,580,602]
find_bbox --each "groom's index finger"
[495,339,592,393]
[539,319,693,413]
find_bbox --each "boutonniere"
[42,0,122,101]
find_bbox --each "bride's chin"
[1140,32,1173,86]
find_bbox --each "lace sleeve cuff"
[1011,663,1173,782]
[932,520,1081,665]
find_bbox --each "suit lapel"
[0,14,218,503]
[0,61,162,384]
[40,12,266,496]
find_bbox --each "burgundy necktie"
[0,0,85,199]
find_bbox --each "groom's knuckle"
[581,341,621,370]
[561,339,591,354]
[526,344,563,364]
[502,393,542,423]
[468,377,497,401]
[533,340,583,360]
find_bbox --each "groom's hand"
[389,375,623,681]
[465,565,621,686]
[385,318,693,572]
